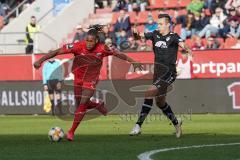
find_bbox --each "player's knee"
[156,99,165,108]
[145,86,158,98]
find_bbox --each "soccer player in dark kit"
[34,26,143,141]
[129,14,193,138]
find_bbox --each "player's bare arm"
[33,48,65,69]
[114,53,143,71]
[178,42,193,59]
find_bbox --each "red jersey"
[63,41,115,83]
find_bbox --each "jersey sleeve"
[144,31,154,40]
[62,42,80,54]
[173,33,183,44]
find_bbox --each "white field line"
[138,142,240,160]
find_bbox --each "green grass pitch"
[0,114,239,160]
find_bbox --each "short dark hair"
[31,16,36,19]
[158,14,171,23]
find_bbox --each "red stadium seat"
[149,0,156,5]
[224,38,238,49]
[217,38,224,49]
[128,12,137,24]
[166,10,175,17]
[166,0,180,8]
[112,12,137,24]
[148,0,166,9]
[152,10,159,21]
[138,11,149,24]
[112,12,119,24]
[178,9,188,16]
[179,0,191,7]
[173,24,181,35]
[185,39,193,47]
[137,25,145,33]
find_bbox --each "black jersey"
[144,30,183,72]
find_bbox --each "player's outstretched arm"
[33,48,65,69]
[114,53,143,71]
[178,42,193,60]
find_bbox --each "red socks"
[69,104,87,133]
[69,100,104,134]
[86,100,100,109]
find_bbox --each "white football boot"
[174,119,182,138]
[129,124,141,136]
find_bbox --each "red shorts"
[74,79,98,98]
[74,80,97,90]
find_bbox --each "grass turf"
[0,114,239,160]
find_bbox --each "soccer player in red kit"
[34,27,143,141]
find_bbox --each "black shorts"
[153,71,176,95]
[46,79,61,94]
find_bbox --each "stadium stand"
[93,0,239,50]
[0,0,240,54]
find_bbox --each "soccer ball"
[48,127,64,142]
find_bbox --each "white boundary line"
[138,143,240,160]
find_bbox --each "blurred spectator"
[116,30,128,50]
[205,36,220,49]
[125,0,133,12]
[113,0,127,12]
[0,1,10,24]
[0,1,10,17]
[226,17,240,38]
[72,25,86,43]
[220,17,240,38]
[25,16,39,54]
[126,36,138,51]
[231,36,240,48]
[199,7,227,38]
[95,0,104,9]
[176,12,196,40]
[139,0,149,12]
[105,38,113,48]
[226,7,238,17]
[191,35,205,50]
[177,52,192,79]
[204,0,214,10]
[193,10,210,35]
[225,0,240,11]
[138,37,152,51]
[144,16,158,33]
[99,25,116,44]
[114,9,132,37]
[129,0,149,12]
[187,0,205,15]
[209,0,228,14]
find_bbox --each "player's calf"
[129,99,153,136]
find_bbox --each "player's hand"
[187,50,194,61]
[44,85,48,91]
[57,82,62,90]
[132,62,144,72]
[33,61,41,69]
